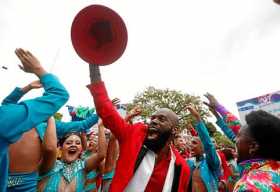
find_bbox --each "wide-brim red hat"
[71,5,128,65]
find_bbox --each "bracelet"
[28,84,32,90]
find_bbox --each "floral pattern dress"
[234,159,280,192]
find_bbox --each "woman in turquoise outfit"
[82,122,107,192]
[0,48,69,192]
[38,120,106,192]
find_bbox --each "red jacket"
[88,82,191,192]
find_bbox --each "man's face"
[235,126,254,163]
[190,137,204,157]
[144,109,176,152]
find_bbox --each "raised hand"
[112,98,121,106]
[185,104,201,121]
[203,101,220,119]
[204,92,219,108]
[15,48,46,77]
[89,64,102,83]
[128,106,142,117]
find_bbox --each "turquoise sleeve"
[1,87,25,105]
[0,73,69,143]
[56,114,99,138]
[195,121,221,176]
[36,114,99,140]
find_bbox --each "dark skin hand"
[15,48,47,77]
[204,92,219,108]
[203,101,220,120]
[89,64,102,83]
[185,105,201,122]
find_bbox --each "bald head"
[153,108,179,127]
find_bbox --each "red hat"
[71,5,128,65]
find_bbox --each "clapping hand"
[15,48,46,77]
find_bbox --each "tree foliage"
[213,131,235,149]
[126,86,211,131]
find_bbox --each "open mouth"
[147,127,160,140]
[68,147,78,155]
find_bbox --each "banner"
[236,91,280,124]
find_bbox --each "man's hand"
[15,48,46,77]
[89,64,102,83]
[185,104,201,121]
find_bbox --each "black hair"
[245,110,280,160]
[222,148,235,161]
[59,132,82,147]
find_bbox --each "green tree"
[126,86,210,131]
[213,131,235,149]
[205,121,217,137]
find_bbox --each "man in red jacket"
[87,64,191,192]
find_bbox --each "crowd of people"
[1,48,280,192]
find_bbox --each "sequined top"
[40,159,86,192]
[234,159,280,192]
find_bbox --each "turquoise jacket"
[0,73,69,192]
[187,121,221,191]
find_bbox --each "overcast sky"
[0,0,280,121]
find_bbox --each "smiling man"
[87,64,191,192]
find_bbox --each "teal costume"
[82,151,99,192]
[7,172,38,192]
[4,78,98,192]
[40,160,86,192]
[0,74,69,192]
[102,170,115,192]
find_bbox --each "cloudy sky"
[0,0,280,121]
